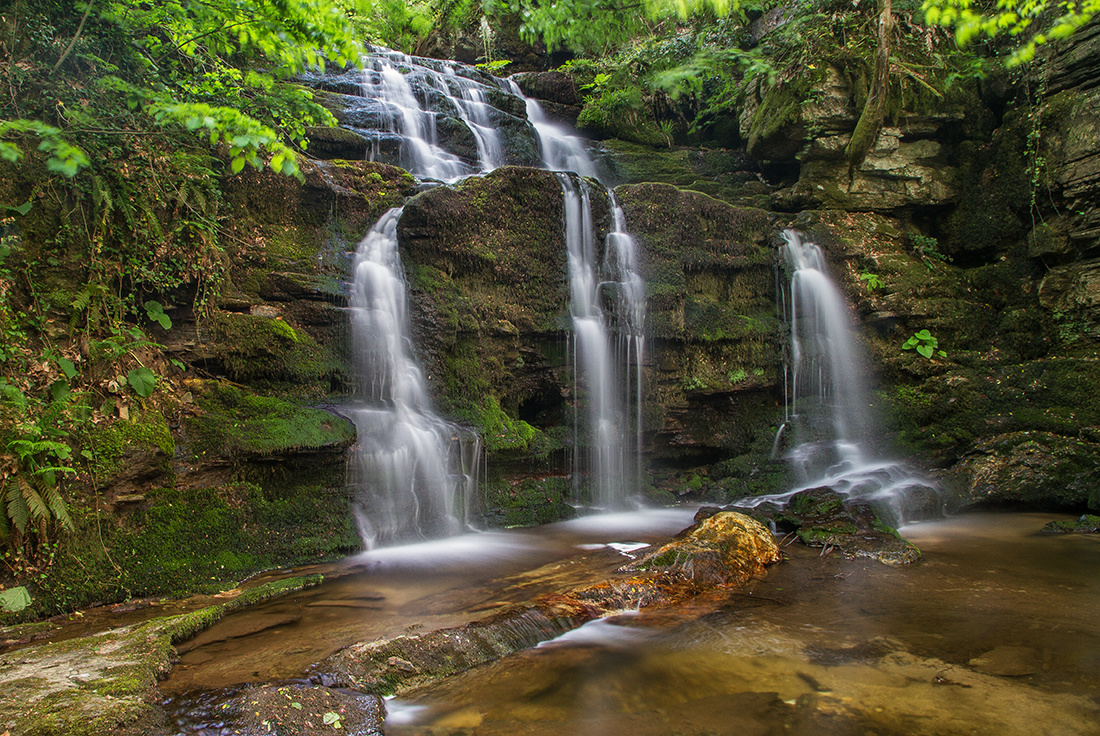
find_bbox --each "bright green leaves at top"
[922,0,1100,65]
[98,0,364,78]
[513,0,742,53]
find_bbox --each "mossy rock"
[183,380,354,458]
[0,576,322,736]
[1041,514,1100,533]
[955,431,1100,511]
[483,475,577,527]
[624,511,781,586]
[203,311,348,393]
[753,487,922,565]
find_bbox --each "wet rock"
[1041,514,1100,533]
[754,487,922,565]
[304,125,372,160]
[0,576,322,736]
[510,71,581,106]
[214,683,384,736]
[955,431,1100,511]
[623,511,781,587]
[968,645,1042,677]
[316,516,783,696]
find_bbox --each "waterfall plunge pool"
[163,510,1100,735]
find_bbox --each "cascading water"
[737,229,941,524]
[359,49,513,180]
[346,209,480,546]
[557,174,646,507]
[505,77,597,179]
[514,83,644,508]
[344,48,647,537]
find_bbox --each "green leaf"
[57,357,78,379]
[916,344,933,359]
[322,712,342,727]
[0,586,32,613]
[2,201,33,216]
[49,380,71,403]
[126,366,157,397]
[230,157,246,174]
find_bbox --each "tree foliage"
[1,0,366,178]
[509,0,740,53]
[922,0,1099,64]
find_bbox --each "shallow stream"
[165,510,1100,735]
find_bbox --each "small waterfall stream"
[738,230,941,524]
[346,209,480,545]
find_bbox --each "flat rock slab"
[0,575,322,736]
[214,683,384,735]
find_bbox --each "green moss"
[578,86,667,147]
[483,476,576,527]
[80,408,174,478]
[205,312,346,392]
[185,381,354,457]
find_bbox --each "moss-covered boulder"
[750,487,922,565]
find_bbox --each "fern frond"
[20,479,49,523]
[138,193,164,242]
[44,485,73,531]
[8,480,31,532]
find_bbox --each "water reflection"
[164,511,1100,735]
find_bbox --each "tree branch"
[52,0,95,75]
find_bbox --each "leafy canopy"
[922,0,1100,64]
[1,0,367,178]
[510,0,739,53]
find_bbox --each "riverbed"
[165,510,1100,735]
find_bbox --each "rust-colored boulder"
[623,511,780,586]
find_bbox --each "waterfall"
[504,78,597,179]
[557,175,646,507]
[360,49,511,180]
[346,209,480,545]
[345,49,648,538]
[736,229,941,524]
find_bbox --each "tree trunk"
[845,0,893,168]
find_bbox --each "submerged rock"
[211,683,384,736]
[752,487,922,565]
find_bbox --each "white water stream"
[737,230,941,523]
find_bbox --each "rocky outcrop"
[396,168,788,512]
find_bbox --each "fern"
[7,480,32,534]
[45,484,73,531]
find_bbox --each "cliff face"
[5,23,1100,617]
